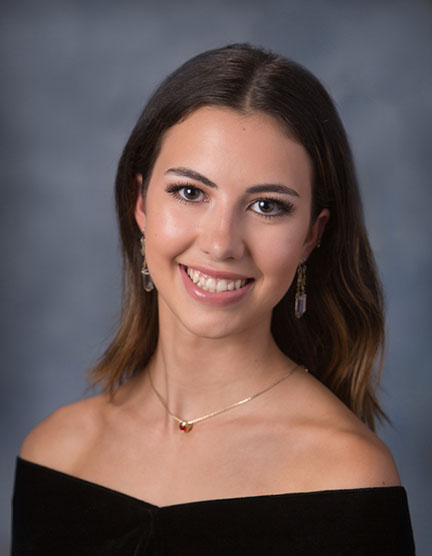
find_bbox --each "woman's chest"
[71,418,320,507]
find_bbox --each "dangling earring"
[294,262,307,318]
[140,235,154,292]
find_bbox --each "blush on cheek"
[268,256,299,298]
[279,267,297,296]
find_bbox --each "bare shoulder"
[283,371,401,491]
[316,425,401,489]
[19,394,108,472]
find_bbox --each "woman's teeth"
[186,267,248,293]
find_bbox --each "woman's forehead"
[152,107,313,193]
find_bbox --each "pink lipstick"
[179,264,254,307]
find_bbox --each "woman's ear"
[301,208,330,261]
[134,174,146,233]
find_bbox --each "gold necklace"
[148,364,303,433]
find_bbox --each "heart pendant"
[179,421,193,433]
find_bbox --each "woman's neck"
[144,323,293,421]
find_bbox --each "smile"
[184,266,252,293]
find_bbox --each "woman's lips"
[181,264,252,281]
[179,264,254,307]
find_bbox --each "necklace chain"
[148,363,303,432]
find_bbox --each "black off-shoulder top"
[11,457,415,555]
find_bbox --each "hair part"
[90,43,387,431]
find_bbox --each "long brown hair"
[90,43,386,430]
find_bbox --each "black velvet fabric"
[12,457,415,555]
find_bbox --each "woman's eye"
[257,200,276,213]
[165,183,207,205]
[251,199,282,216]
[179,186,204,201]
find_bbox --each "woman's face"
[135,107,329,340]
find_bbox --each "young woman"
[12,43,415,554]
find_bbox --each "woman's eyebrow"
[246,184,299,197]
[165,167,216,188]
[165,167,300,197]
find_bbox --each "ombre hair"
[90,43,386,430]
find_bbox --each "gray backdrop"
[1,0,431,553]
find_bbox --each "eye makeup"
[164,182,295,220]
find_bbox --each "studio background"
[1,0,431,553]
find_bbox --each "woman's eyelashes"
[165,183,294,220]
[166,183,206,203]
[249,198,294,218]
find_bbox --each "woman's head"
[134,106,328,342]
[93,43,385,430]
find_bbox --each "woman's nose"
[197,208,246,261]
